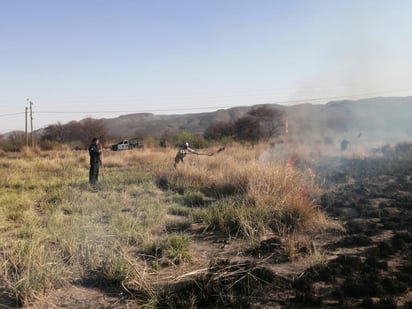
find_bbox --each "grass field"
[0,143,335,307]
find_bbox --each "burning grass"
[156,145,323,240]
[0,144,333,307]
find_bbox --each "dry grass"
[0,144,334,306]
[154,143,325,239]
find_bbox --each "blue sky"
[1,0,412,133]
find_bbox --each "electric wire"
[24,91,412,115]
[0,112,25,118]
[1,89,412,118]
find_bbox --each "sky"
[1,0,412,134]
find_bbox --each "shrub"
[172,131,209,149]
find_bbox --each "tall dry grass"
[0,144,334,306]
[0,149,164,305]
[153,143,325,239]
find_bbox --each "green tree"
[172,131,208,148]
[144,136,157,148]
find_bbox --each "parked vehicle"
[111,138,143,151]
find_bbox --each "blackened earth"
[290,152,412,308]
[159,147,412,308]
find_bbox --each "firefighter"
[88,137,102,185]
[174,142,198,167]
[340,139,350,151]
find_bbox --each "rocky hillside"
[99,96,412,144]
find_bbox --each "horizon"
[1,1,412,134]
[2,95,412,135]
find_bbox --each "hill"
[99,96,412,144]
[98,106,253,138]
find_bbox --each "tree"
[65,121,83,142]
[233,106,284,143]
[41,122,68,143]
[160,130,172,148]
[40,118,108,148]
[234,116,260,144]
[204,121,235,140]
[1,131,26,152]
[79,118,108,147]
[247,106,284,140]
[203,106,284,144]
[144,136,157,147]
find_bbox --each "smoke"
[261,96,412,166]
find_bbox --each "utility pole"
[30,101,33,147]
[25,106,28,147]
[27,98,34,147]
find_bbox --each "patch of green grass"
[201,182,243,198]
[200,198,242,235]
[101,251,133,286]
[0,192,32,224]
[165,219,191,232]
[168,205,191,217]
[1,239,70,306]
[173,191,205,207]
[154,234,192,265]
[111,213,150,246]
[200,198,277,241]
[151,260,161,271]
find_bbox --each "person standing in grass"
[174,142,198,167]
[88,137,102,185]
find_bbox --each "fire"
[357,146,367,158]
[286,157,295,172]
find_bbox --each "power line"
[0,112,25,117]
[35,106,230,114]
[33,92,412,115]
[2,90,412,118]
[7,87,412,103]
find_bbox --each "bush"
[172,131,209,149]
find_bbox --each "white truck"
[111,138,143,151]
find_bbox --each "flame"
[357,146,367,158]
[286,157,295,172]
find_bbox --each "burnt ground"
[154,149,412,309]
[289,153,412,308]
[22,144,412,308]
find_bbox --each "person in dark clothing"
[340,139,350,151]
[89,137,102,185]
